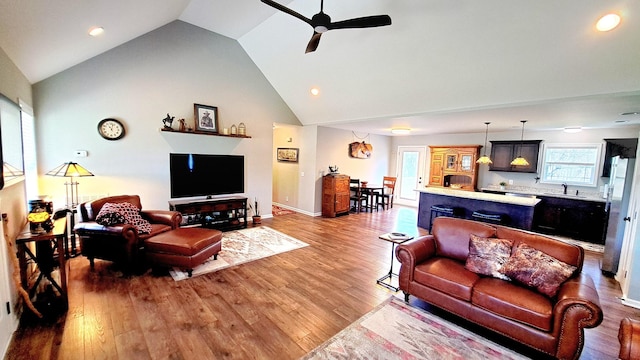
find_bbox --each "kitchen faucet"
[562,183,568,194]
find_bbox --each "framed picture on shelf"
[194,103,219,133]
[277,148,299,163]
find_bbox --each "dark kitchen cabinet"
[601,138,637,177]
[532,196,607,244]
[489,140,541,173]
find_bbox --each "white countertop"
[480,187,606,203]
[421,187,541,207]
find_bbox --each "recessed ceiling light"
[310,87,320,96]
[88,26,104,37]
[563,127,582,133]
[391,128,411,135]
[596,13,621,32]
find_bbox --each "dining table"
[351,183,384,212]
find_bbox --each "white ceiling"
[1,0,639,135]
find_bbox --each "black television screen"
[170,153,244,198]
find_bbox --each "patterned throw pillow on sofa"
[465,234,513,281]
[95,202,152,234]
[499,243,577,297]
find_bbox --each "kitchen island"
[418,187,541,231]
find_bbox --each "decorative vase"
[500,185,506,190]
[252,215,262,225]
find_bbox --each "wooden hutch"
[428,145,481,191]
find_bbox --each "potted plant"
[248,197,261,225]
[499,181,507,190]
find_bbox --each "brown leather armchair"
[619,317,640,360]
[74,195,182,272]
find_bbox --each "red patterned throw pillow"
[95,202,152,234]
[465,234,513,281]
[499,243,577,297]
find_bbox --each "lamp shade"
[46,162,94,177]
[3,162,24,178]
[510,156,530,166]
[476,122,492,164]
[511,120,529,166]
[476,155,493,164]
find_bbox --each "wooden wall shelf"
[160,128,251,138]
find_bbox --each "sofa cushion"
[95,202,153,234]
[499,243,577,297]
[95,203,126,226]
[415,258,479,301]
[465,234,513,281]
[432,217,496,262]
[472,277,554,331]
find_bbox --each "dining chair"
[378,176,397,210]
[349,179,368,213]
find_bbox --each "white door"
[394,146,427,207]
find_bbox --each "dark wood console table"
[16,217,68,308]
[169,196,248,231]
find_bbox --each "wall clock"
[97,118,125,140]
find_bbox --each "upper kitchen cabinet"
[489,140,542,173]
[601,138,638,177]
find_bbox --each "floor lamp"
[46,161,94,209]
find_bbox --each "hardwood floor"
[5,206,640,359]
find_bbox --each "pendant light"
[476,122,493,164]
[510,120,530,166]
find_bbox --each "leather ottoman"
[144,227,222,277]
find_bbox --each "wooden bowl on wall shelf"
[361,181,368,187]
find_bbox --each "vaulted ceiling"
[1,0,639,135]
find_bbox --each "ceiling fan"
[261,0,392,53]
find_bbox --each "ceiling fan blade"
[261,0,312,26]
[328,15,392,30]
[305,32,322,53]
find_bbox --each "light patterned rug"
[169,226,308,281]
[301,296,528,360]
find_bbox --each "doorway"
[394,146,426,207]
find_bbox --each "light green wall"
[33,21,300,212]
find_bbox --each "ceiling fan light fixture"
[314,26,328,33]
[596,13,621,32]
[391,128,410,135]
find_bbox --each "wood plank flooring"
[5,206,640,359]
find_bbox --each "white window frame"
[539,143,602,187]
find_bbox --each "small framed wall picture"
[194,103,219,133]
[277,148,299,163]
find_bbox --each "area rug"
[273,205,296,216]
[301,296,528,360]
[169,226,308,281]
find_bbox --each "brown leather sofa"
[396,217,603,360]
[619,317,640,360]
[75,195,182,272]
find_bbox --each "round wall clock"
[97,118,125,140]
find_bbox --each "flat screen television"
[170,153,244,199]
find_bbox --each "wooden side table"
[16,217,68,308]
[377,232,413,291]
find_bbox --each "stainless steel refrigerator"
[602,155,635,275]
